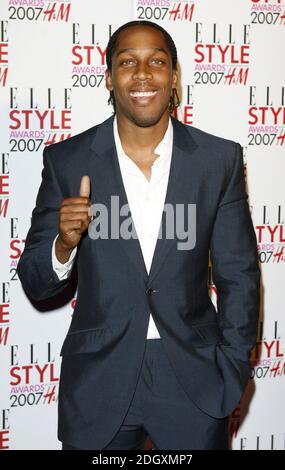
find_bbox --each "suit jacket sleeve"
[17,146,75,300]
[210,142,261,363]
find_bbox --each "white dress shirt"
[52,115,173,339]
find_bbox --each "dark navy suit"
[17,115,260,449]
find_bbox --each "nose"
[132,62,153,81]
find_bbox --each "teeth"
[130,91,157,97]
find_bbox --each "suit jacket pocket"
[191,322,224,345]
[60,328,107,356]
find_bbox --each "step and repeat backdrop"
[0,0,284,450]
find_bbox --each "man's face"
[105,25,178,128]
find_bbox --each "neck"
[116,112,169,154]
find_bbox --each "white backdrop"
[0,0,284,450]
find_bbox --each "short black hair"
[106,20,178,71]
[105,20,180,113]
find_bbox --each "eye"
[121,59,135,66]
[151,58,164,65]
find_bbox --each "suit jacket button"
[146,288,154,296]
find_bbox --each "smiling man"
[105,21,179,181]
[17,20,260,450]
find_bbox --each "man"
[17,20,260,450]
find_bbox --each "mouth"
[129,89,158,105]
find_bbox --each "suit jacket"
[17,115,260,449]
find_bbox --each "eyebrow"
[115,47,169,57]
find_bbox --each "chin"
[131,111,167,128]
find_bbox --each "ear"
[172,69,178,89]
[105,69,113,91]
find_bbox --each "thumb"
[80,175,90,198]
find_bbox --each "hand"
[57,175,92,254]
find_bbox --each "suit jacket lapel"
[88,114,199,285]
[148,117,198,284]
[88,115,149,283]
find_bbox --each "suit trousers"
[62,338,229,450]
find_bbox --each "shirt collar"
[113,115,173,165]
